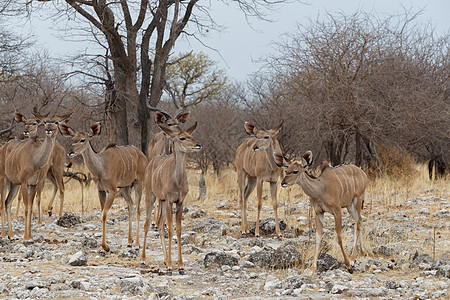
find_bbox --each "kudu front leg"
[242,176,256,236]
[311,212,324,275]
[176,202,184,275]
[269,181,282,238]
[100,190,116,255]
[165,201,174,276]
[254,180,263,237]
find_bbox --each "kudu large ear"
[185,121,198,135]
[32,112,49,121]
[301,151,313,168]
[89,122,101,137]
[57,112,72,123]
[272,120,284,134]
[273,152,291,168]
[155,112,168,124]
[175,112,190,123]
[58,123,76,137]
[15,113,26,123]
[244,122,259,136]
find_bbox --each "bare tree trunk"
[355,128,362,166]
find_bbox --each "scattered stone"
[248,245,302,269]
[249,218,287,236]
[373,245,396,257]
[217,202,230,210]
[120,276,145,294]
[264,275,281,291]
[57,212,81,228]
[119,247,139,259]
[82,236,98,248]
[330,284,348,294]
[204,251,239,268]
[68,251,88,266]
[155,285,173,299]
[316,253,341,273]
[25,280,50,290]
[190,209,207,219]
[70,280,90,290]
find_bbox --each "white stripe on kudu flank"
[335,168,349,196]
[334,169,345,196]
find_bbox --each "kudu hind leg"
[134,181,143,248]
[140,193,155,267]
[4,183,20,238]
[157,200,169,272]
[46,171,58,217]
[121,187,134,247]
[347,197,364,262]
[334,210,352,273]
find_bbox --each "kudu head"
[274,151,313,187]
[59,122,101,157]
[36,112,72,139]
[245,120,284,152]
[149,106,190,134]
[15,112,49,137]
[159,122,202,154]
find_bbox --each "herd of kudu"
[0,108,369,275]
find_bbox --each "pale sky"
[16,0,450,81]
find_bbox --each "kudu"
[147,107,190,159]
[235,120,284,237]
[14,112,71,219]
[1,114,64,240]
[146,107,189,229]
[59,123,147,253]
[141,122,201,275]
[274,151,368,274]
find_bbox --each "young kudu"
[59,123,147,253]
[147,108,190,159]
[147,107,189,228]
[235,120,284,237]
[1,114,62,240]
[274,151,368,274]
[14,112,71,219]
[141,122,202,275]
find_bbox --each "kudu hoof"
[166,270,173,276]
[140,263,146,269]
[48,211,53,217]
[347,267,354,274]
[179,269,185,275]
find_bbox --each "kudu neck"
[82,141,105,177]
[298,171,323,199]
[32,133,56,168]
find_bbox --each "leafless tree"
[261,10,449,170]
[19,0,300,152]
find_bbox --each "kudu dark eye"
[264,136,269,139]
[80,139,86,143]
[293,170,299,174]
[179,137,185,141]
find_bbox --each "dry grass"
[17,161,448,269]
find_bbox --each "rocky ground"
[0,186,449,299]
